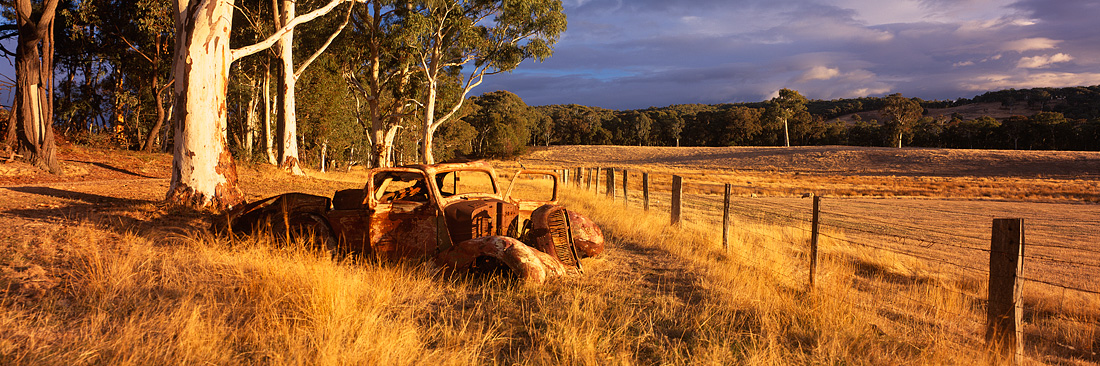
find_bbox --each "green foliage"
[295,55,365,168]
[433,118,478,162]
[527,85,1100,151]
[534,104,615,145]
[407,0,567,163]
[54,0,174,149]
[882,93,923,147]
[460,90,535,158]
[605,111,653,146]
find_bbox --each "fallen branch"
[4,151,23,163]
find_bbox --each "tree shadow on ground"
[2,186,211,242]
[66,160,159,179]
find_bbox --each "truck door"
[366,169,441,259]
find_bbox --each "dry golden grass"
[1,183,1033,365]
[2,145,1098,364]
[508,148,1100,364]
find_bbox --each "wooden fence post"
[586,168,592,191]
[595,168,601,195]
[622,170,629,205]
[575,167,582,186]
[809,195,821,290]
[671,175,683,225]
[642,172,650,211]
[987,218,1024,363]
[606,168,615,198]
[723,183,731,250]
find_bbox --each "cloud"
[796,66,841,82]
[960,72,1100,91]
[1016,53,1074,69]
[1002,37,1061,53]
[480,0,1100,109]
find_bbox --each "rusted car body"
[220,161,604,282]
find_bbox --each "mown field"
[1,144,1097,365]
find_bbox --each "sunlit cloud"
[1002,37,1061,52]
[960,72,1100,91]
[1016,53,1074,69]
[796,66,841,82]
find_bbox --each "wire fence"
[550,165,1100,364]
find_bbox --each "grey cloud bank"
[481,0,1100,110]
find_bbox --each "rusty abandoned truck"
[220,161,604,283]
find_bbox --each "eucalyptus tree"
[340,0,420,168]
[168,0,349,211]
[462,90,533,157]
[4,0,60,173]
[882,93,922,148]
[115,0,174,152]
[267,0,353,175]
[767,88,807,147]
[648,110,684,147]
[406,0,565,164]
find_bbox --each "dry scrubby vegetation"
[2,146,1098,364]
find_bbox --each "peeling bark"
[167,0,347,210]
[11,0,60,173]
[167,0,244,212]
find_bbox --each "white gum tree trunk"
[168,0,348,211]
[275,0,304,175]
[166,0,243,210]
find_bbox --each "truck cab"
[220,161,604,283]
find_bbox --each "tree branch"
[115,34,155,64]
[230,0,349,62]
[294,1,354,79]
[429,63,487,130]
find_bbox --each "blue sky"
[481,0,1100,110]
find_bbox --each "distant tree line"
[516,86,1100,153]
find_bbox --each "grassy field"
[1,145,1098,364]
[521,145,1100,364]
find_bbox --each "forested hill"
[529,86,1100,152]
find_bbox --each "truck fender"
[567,211,604,258]
[437,236,569,284]
[216,193,332,235]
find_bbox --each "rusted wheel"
[285,214,339,256]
